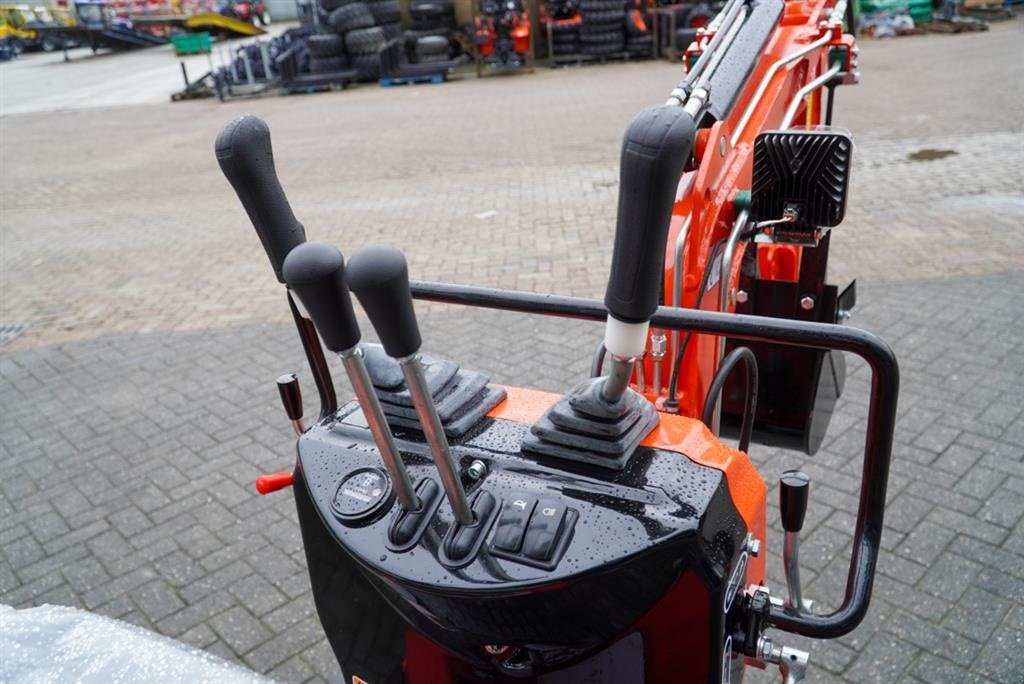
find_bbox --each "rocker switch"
[522,499,567,562]
[492,496,536,553]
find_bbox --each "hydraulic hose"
[700,346,758,453]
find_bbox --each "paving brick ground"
[2,15,1023,684]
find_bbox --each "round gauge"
[331,468,394,524]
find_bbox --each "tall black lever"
[214,115,337,419]
[780,470,811,610]
[282,241,419,512]
[602,106,696,402]
[215,115,306,283]
[346,244,474,526]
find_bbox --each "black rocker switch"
[277,373,305,435]
[522,499,567,562]
[492,496,537,553]
[779,470,811,610]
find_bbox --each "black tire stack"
[307,32,349,73]
[578,0,625,57]
[414,34,450,63]
[543,0,582,58]
[548,18,582,56]
[317,0,397,81]
[624,1,652,57]
[406,0,456,41]
[651,0,717,52]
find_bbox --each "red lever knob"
[256,471,294,495]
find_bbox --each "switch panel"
[489,492,577,570]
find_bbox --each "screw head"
[800,296,815,311]
[720,136,727,156]
[736,289,749,304]
[466,460,487,480]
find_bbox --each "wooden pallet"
[379,73,446,87]
[548,50,653,67]
[278,82,350,95]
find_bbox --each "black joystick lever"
[602,105,697,402]
[282,241,419,512]
[780,470,811,611]
[277,373,306,436]
[215,115,337,419]
[521,106,696,470]
[215,115,306,283]
[346,244,474,526]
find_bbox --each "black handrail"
[408,278,899,640]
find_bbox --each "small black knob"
[282,241,361,353]
[779,470,811,533]
[215,115,306,283]
[277,373,303,421]
[346,244,422,360]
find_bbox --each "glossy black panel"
[297,404,748,675]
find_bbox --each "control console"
[295,390,751,676]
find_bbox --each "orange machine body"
[638,0,855,420]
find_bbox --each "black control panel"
[295,399,748,672]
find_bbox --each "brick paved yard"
[2,16,1023,684]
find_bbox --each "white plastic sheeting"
[0,604,276,684]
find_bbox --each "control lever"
[602,106,696,402]
[780,470,810,611]
[346,244,474,526]
[214,115,337,418]
[277,373,306,435]
[215,115,306,283]
[282,241,419,512]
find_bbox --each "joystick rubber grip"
[346,244,422,360]
[779,470,811,533]
[215,115,305,283]
[282,242,361,353]
[604,106,696,324]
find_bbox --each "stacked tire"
[307,32,349,74]
[319,0,399,81]
[548,17,582,56]
[578,0,625,57]
[652,1,716,52]
[624,2,653,57]
[414,34,450,63]
[407,0,455,35]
